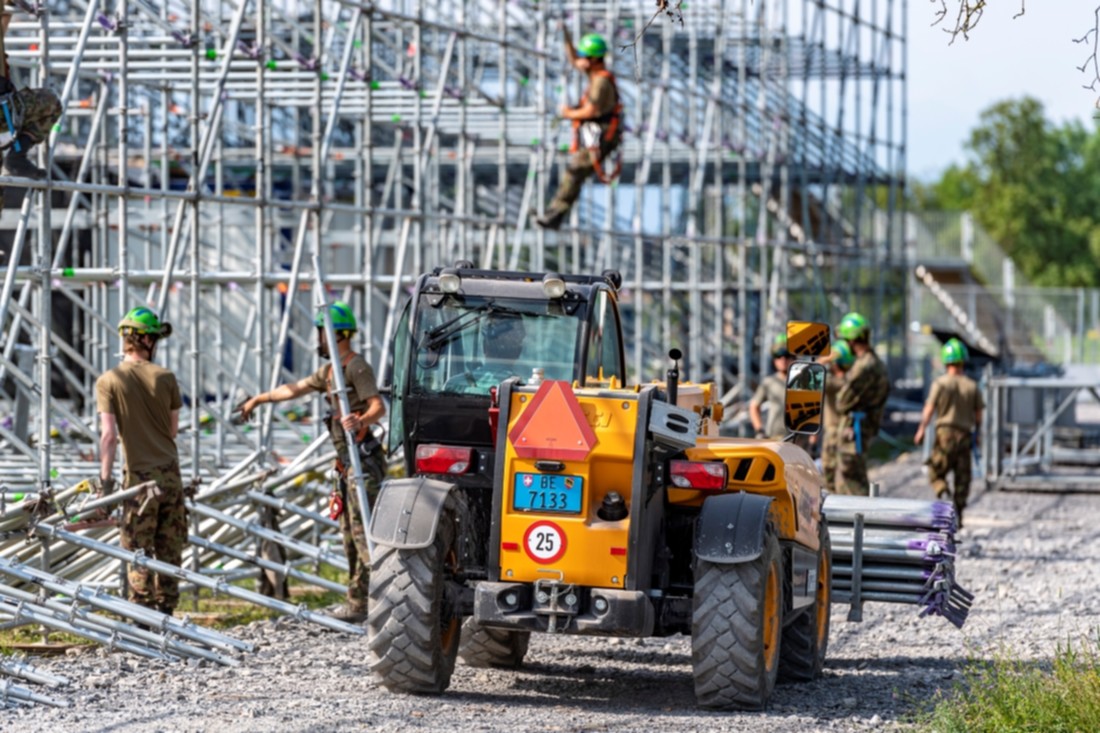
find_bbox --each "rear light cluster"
[669,460,728,491]
[415,443,474,474]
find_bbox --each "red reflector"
[669,460,728,490]
[415,443,473,474]
[610,547,627,556]
[502,542,520,551]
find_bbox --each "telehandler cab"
[368,264,831,709]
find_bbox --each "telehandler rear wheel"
[779,520,831,682]
[367,508,461,694]
[458,619,530,668]
[691,523,784,710]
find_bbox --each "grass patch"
[918,635,1100,733]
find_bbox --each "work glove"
[94,476,116,497]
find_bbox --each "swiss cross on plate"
[508,380,598,461]
[522,474,534,488]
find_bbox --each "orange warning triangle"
[508,380,598,461]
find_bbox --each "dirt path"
[14,452,1100,732]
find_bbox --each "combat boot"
[3,135,47,180]
[328,601,368,624]
[535,208,567,230]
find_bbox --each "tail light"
[669,460,728,491]
[415,444,474,474]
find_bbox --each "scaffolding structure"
[1,0,906,511]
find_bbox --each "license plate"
[512,473,583,513]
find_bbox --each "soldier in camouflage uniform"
[815,339,854,492]
[0,4,61,180]
[914,338,983,527]
[834,313,890,495]
[536,30,622,230]
[238,301,386,624]
[96,307,186,614]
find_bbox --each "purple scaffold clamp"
[237,40,262,61]
[96,12,124,33]
[171,30,196,48]
[294,54,320,72]
[10,0,42,19]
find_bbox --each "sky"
[907,3,1097,181]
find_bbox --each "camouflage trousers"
[119,462,186,614]
[821,434,839,493]
[1,88,62,145]
[928,426,972,516]
[337,447,385,611]
[835,436,876,496]
[547,140,620,216]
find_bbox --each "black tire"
[691,524,784,710]
[458,618,530,669]
[779,521,832,682]
[367,508,461,694]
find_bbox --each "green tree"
[926,97,1100,288]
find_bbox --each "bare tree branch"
[1074,6,1100,108]
[620,0,684,54]
[932,1,1028,44]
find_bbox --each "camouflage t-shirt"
[95,360,182,472]
[836,350,890,440]
[303,352,380,454]
[928,372,984,432]
[750,372,787,439]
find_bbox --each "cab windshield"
[410,295,583,395]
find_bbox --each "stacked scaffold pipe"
[0,444,365,689]
[824,495,975,629]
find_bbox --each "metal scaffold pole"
[0,0,907,626]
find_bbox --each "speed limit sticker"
[523,521,567,564]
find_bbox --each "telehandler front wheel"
[367,508,461,694]
[458,619,530,668]
[691,523,784,710]
[779,520,832,682]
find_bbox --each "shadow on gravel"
[566,645,692,666]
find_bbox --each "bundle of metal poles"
[824,495,974,628]
[0,430,366,683]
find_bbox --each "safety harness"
[0,51,23,150]
[570,68,623,184]
[0,89,24,151]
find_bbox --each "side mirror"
[786,321,831,358]
[784,361,825,435]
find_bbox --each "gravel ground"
[11,451,1100,733]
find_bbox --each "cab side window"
[585,290,623,386]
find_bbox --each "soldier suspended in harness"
[536,29,624,231]
[571,68,623,185]
[0,3,61,181]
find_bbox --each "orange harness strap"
[568,69,623,183]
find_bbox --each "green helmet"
[941,337,969,366]
[577,33,608,59]
[830,339,855,369]
[314,301,357,332]
[836,312,870,342]
[118,306,171,338]
[771,333,792,358]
